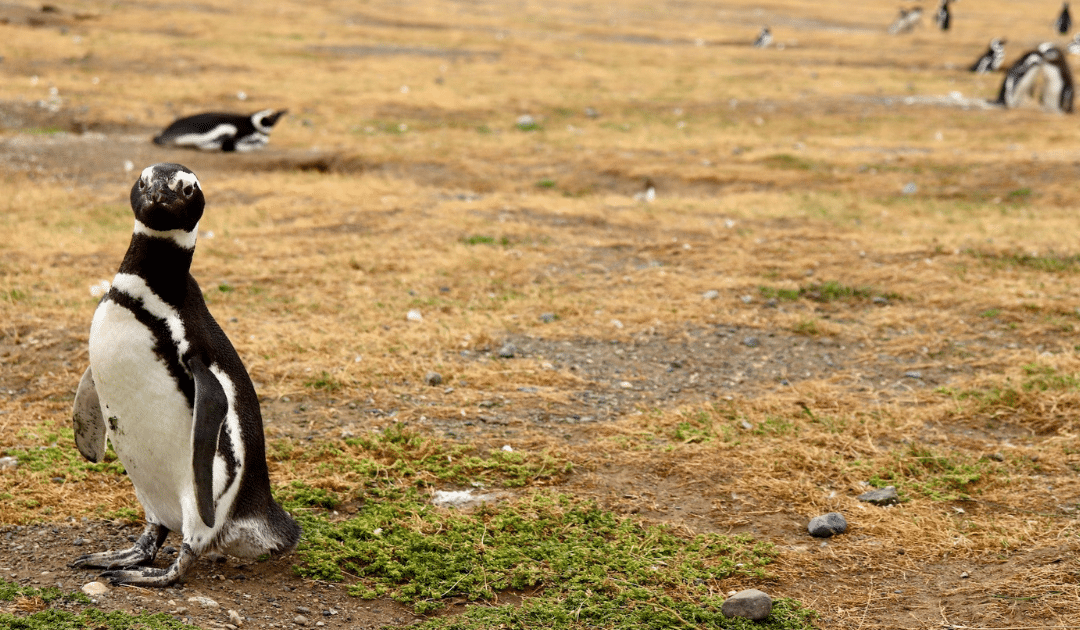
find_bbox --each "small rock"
[702,290,720,300]
[740,295,753,304]
[294,614,309,626]
[742,336,760,348]
[0,456,18,469]
[538,312,557,323]
[424,372,443,386]
[988,452,1005,462]
[904,370,922,379]
[497,343,516,358]
[188,595,219,608]
[516,114,536,129]
[296,606,311,614]
[721,588,772,620]
[960,571,970,579]
[81,581,109,596]
[228,609,243,626]
[406,309,423,322]
[808,512,847,538]
[72,537,85,546]
[901,182,917,195]
[858,485,900,506]
[740,420,753,430]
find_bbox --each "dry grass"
[2,0,1080,627]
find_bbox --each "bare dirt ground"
[3,0,1080,629]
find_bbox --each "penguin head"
[252,109,287,134]
[130,163,205,232]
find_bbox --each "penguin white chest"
[88,297,193,531]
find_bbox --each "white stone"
[81,581,109,596]
[228,609,244,626]
[188,595,220,608]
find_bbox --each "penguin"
[1040,45,1074,111]
[970,38,1006,73]
[1056,2,1072,34]
[935,0,951,31]
[71,163,300,586]
[994,44,1050,107]
[153,109,287,152]
[753,26,772,48]
[633,178,656,203]
[888,7,924,35]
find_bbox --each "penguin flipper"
[189,356,228,529]
[72,366,106,463]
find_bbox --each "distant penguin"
[1057,2,1072,34]
[970,38,1006,73]
[1040,45,1074,111]
[153,109,287,152]
[71,163,301,586]
[888,7,924,34]
[935,0,951,30]
[753,26,772,48]
[994,45,1050,107]
[634,178,656,203]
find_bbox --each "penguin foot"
[70,523,169,570]
[98,543,196,587]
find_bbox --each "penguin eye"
[138,179,146,190]
[182,184,194,197]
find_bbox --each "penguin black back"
[153,109,287,152]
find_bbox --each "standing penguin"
[935,0,951,30]
[1040,45,1074,111]
[71,163,300,586]
[153,109,287,152]
[1056,2,1072,34]
[994,44,1050,107]
[970,38,1006,73]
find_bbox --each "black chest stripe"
[106,290,195,406]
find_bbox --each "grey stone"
[497,343,516,358]
[424,372,443,386]
[901,182,917,195]
[742,336,759,348]
[702,290,720,300]
[538,312,557,323]
[808,512,847,538]
[858,485,900,506]
[294,614,309,626]
[721,588,772,620]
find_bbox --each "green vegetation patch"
[759,280,897,303]
[946,364,1080,412]
[868,444,999,501]
[966,249,1080,273]
[288,491,810,628]
[0,579,194,629]
[759,154,816,171]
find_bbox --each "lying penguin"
[153,109,287,151]
[71,162,300,586]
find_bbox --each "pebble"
[538,312,557,323]
[702,290,719,300]
[721,588,772,620]
[901,182,918,195]
[189,595,220,608]
[807,512,847,538]
[516,114,536,128]
[294,614,309,626]
[72,537,85,546]
[81,581,109,596]
[904,370,922,379]
[857,485,900,506]
[0,456,18,469]
[742,336,760,348]
[497,343,516,358]
[228,609,243,625]
[424,372,443,386]
[296,606,311,614]
[406,309,423,322]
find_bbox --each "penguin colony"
[72,163,301,586]
[153,109,287,152]
[881,1,1078,113]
